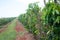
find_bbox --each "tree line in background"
[18,0,60,40]
[0,17,16,28]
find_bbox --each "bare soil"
[15,21,35,40]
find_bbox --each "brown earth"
[15,20,35,40]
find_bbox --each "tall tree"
[44,0,46,6]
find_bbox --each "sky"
[0,0,45,18]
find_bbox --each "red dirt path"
[15,21,35,40]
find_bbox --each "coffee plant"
[42,1,60,40]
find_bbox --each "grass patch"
[0,26,2,29]
[0,19,17,40]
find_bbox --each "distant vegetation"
[0,17,16,28]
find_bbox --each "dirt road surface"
[15,21,35,40]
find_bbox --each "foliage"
[0,17,16,26]
[18,3,43,40]
[42,2,60,40]
[18,1,60,40]
[18,2,40,35]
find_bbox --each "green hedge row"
[0,17,16,26]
